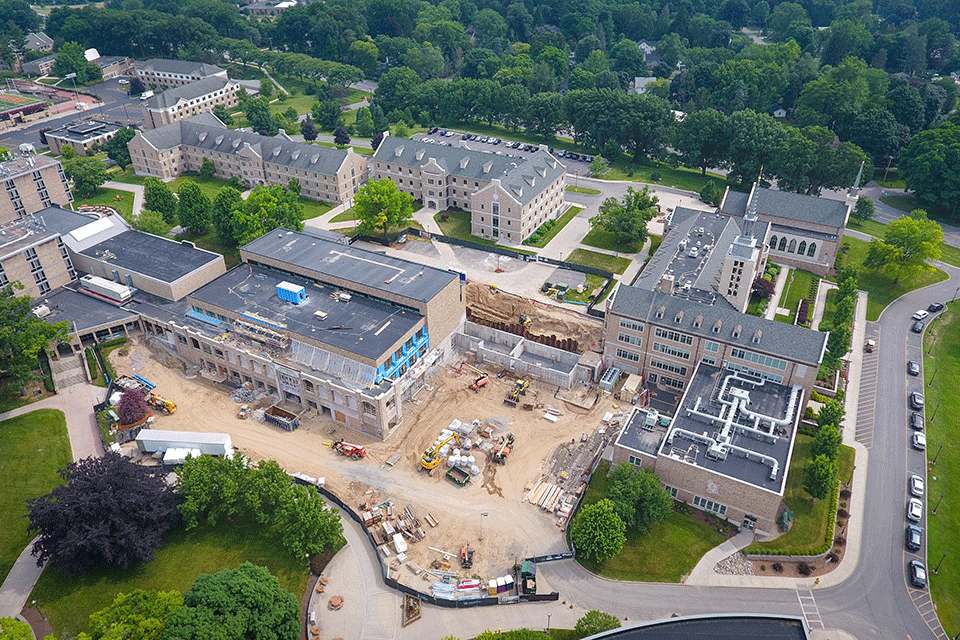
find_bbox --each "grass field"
[922,302,960,637]
[523,206,582,248]
[566,248,631,274]
[775,269,817,325]
[0,410,71,584]
[846,218,960,269]
[0,92,42,111]
[576,460,726,582]
[32,518,310,637]
[75,188,134,218]
[167,175,233,201]
[174,228,241,269]
[746,436,855,554]
[565,185,601,195]
[600,161,724,193]
[579,227,643,254]
[879,194,954,225]
[432,209,534,255]
[330,207,358,223]
[837,237,948,321]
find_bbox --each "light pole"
[932,443,944,465]
[934,551,946,574]
[547,613,551,631]
[932,492,944,514]
[479,511,488,540]
[928,366,938,387]
[65,72,79,105]
[929,402,941,423]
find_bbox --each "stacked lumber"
[397,505,426,542]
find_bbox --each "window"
[618,333,641,346]
[628,455,645,467]
[788,239,796,253]
[730,348,787,370]
[652,342,690,360]
[693,495,727,515]
[650,359,687,376]
[798,241,806,255]
[725,362,784,383]
[659,376,684,390]
[663,484,679,498]
[705,340,719,352]
[701,356,716,366]
[655,327,693,345]
[808,242,817,257]
[778,237,787,251]
[615,348,640,362]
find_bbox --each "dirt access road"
[113,336,618,587]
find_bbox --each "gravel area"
[714,552,755,575]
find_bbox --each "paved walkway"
[103,180,145,216]
[685,530,755,583]
[764,267,791,320]
[810,279,838,329]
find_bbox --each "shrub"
[760,564,766,571]
[834,535,846,546]
[827,552,838,562]
[118,389,148,425]
[440,212,450,222]
[797,562,813,576]
[836,508,848,519]
[651,170,662,181]
[797,298,810,325]
[839,489,851,500]
[772,562,783,573]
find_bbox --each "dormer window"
[674,311,683,323]
[712,320,722,333]
[752,330,762,344]
[732,324,742,339]
[655,306,666,319]
[693,315,703,328]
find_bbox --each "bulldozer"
[469,374,489,392]
[503,379,529,407]
[492,433,514,464]
[327,439,366,460]
[146,393,177,415]
[420,432,460,471]
[460,545,474,569]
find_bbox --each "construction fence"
[316,484,559,608]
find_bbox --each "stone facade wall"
[0,160,72,224]
[0,235,76,298]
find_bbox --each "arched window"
[808,242,817,257]
[778,236,787,251]
[798,241,807,255]
[769,235,778,250]
[788,239,797,253]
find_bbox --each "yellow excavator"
[420,432,461,471]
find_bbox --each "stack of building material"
[397,505,425,542]
[431,581,455,600]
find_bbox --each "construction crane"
[492,433,514,464]
[146,393,177,415]
[503,379,529,407]
[420,432,461,471]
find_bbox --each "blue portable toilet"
[276,281,306,304]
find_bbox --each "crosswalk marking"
[797,589,824,630]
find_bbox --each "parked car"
[907,498,923,521]
[910,412,924,430]
[909,560,927,588]
[913,432,926,450]
[905,524,922,552]
[927,302,945,312]
[909,475,925,497]
[907,360,920,376]
[910,391,925,410]
[118,78,129,85]
[911,320,924,333]
[428,126,438,134]
[912,309,929,321]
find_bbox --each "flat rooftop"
[33,286,138,332]
[615,406,670,457]
[0,153,60,177]
[659,363,800,495]
[594,614,807,640]
[82,230,222,284]
[46,119,122,143]
[189,264,423,363]
[242,228,457,304]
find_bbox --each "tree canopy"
[590,186,659,247]
[63,155,108,197]
[864,211,943,282]
[574,610,622,638]
[88,590,184,640]
[103,127,137,170]
[53,41,102,84]
[176,182,212,235]
[605,462,674,534]
[570,498,626,564]
[900,121,960,215]
[0,284,69,391]
[804,454,837,499]
[144,178,179,225]
[354,178,414,239]
[229,184,304,246]
[26,453,181,575]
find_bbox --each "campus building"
[135,59,227,88]
[371,136,566,245]
[141,77,247,129]
[44,119,126,156]
[0,155,72,224]
[128,113,368,203]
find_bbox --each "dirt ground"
[112,335,618,589]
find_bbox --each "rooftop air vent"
[415,149,424,161]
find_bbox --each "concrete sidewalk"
[810,279,838,329]
[684,530,755,584]
[765,267,792,320]
[102,180,144,216]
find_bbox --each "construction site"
[103,284,620,596]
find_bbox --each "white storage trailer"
[80,274,133,303]
[135,430,233,456]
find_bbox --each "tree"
[258,77,273,98]
[570,499,625,564]
[63,156,108,197]
[211,186,243,245]
[333,126,351,146]
[0,283,69,390]
[354,178,414,240]
[371,130,384,151]
[230,184,304,246]
[103,127,136,170]
[144,177,179,225]
[26,453,180,575]
[804,454,836,499]
[864,213,943,282]
[199,157,215,179]
[726,109,787,184]
[675,109,730,175]
[772,125,870,195]
[211,105,233,127]
[899,122,960,215]
[89,590,184,640]
[299,119,318,142]
[53,41,102,84]
[311,99,342,130]
[393,121,410,138]
[126,209,171,237]
[0,617,32,640]
[275,483,344,558]
[588,155,604,177]
[162,563,298,640]
[574,610,622,638]
[850,196,875,225]
[752,276,776,299]
[117,387,148,424]
[813,425,842,461]
[817,398,845,430]
[129,77,147,97]
[245,98,278,136]
[590,186,659,247]
[354,108,374,138]
[176,183,211,235]
[605,463,673,534]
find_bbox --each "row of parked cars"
[424,128,595,162]
[904,301,945,589]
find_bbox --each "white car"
[907,498,923,521]
[909,475,925,497]
[118,78,129,85]
[912,309,929,321]
[913,433,927,450]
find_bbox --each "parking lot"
[413,128,594,166]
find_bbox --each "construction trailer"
[135,429,233,456]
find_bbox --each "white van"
[139,90,154,100]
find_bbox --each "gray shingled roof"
[609,284,827,366]
[144,77,234,110]
[137,59,224,77]
[373,136,566,206]
[137,115,349,175]
[721,185,848,229]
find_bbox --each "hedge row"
[522,218,558,245]
[744,478,840,558]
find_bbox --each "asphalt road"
[0,77,143,150]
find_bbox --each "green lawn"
[837,237,948,321]
[312,141,374,155]
[75,188,134,218]
[297,197,335,221]
[32,519,310,638]
[432,209,534,254]
[774,269,817,325]
[565,185,601,195]
[746,436,855,554]
[880,194,954,225]
[523,206,582,248]
[562,273,612,304]
[330,207,358,223]
[599,160,724,193]
[576,460,726,582]
[580,227,643,254]
[820,288,839,327]
[847,218,960,269]
[566,248,631,274]
[0,376,51,414]
[0,410,72,584]
[167,175,234,201]
[923,303,960,637]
